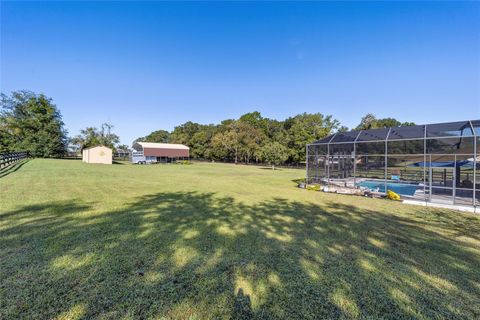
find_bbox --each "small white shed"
[82,146,112,164]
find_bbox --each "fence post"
[0,151,28,169]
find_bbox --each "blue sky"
[1,1,479,145]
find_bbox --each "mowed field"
[1,159,480,319]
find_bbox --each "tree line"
[135,112,340,165]
[136,112,416,165]
[1,91,415,164]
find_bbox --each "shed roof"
[136,142,189,150]
[83,145,112,150]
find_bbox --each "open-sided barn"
[132,142,189,164]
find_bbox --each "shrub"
[306,184,321,191]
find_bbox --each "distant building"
[114,148,130,160]
[82,146,113,164]
[132,142,189,164]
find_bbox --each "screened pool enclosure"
[306,120,479,208]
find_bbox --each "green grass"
[1,159,480,319]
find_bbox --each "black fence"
[0,152,29,169]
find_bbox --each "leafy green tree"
[262,141,289,170]
[211,123,242,163]
[355,113,378,130]
[355,113,415,130]
[170,121,202,145]
[239,126,264,164]
[210,132,230,160]
[0,91,68,157]
[210,121,262,163]
[171,122,218,158]
[97,123,119,149]
[135,130,170,144]
[71,127,100,150]
[189,125,218,159]
[376,118,404,128]
[285,113,340,163]
[71,123,120,151]
[239,111,269,132]
[116,144,131,152]
[265,119,287,141]
[116,144,131,160]
[0,122,15,153]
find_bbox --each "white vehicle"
[131,151,147,164]
[131,151,157,164]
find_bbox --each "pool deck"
[403,199,478,213]
[326,178,478,212]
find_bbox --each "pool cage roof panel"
[388,125,425,140]
[314,135,335,144]
[426,120,474,138]
[357,127,390,142]
[311,120,479,145]
[330,130,361,143]
[470,120,480,136]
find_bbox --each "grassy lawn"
[1,159,480,319]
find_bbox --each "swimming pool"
[356,180,419,196]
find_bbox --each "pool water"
[356,180,419,196]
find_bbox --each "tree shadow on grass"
[112,160,128,165]
[1,193,479,319]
